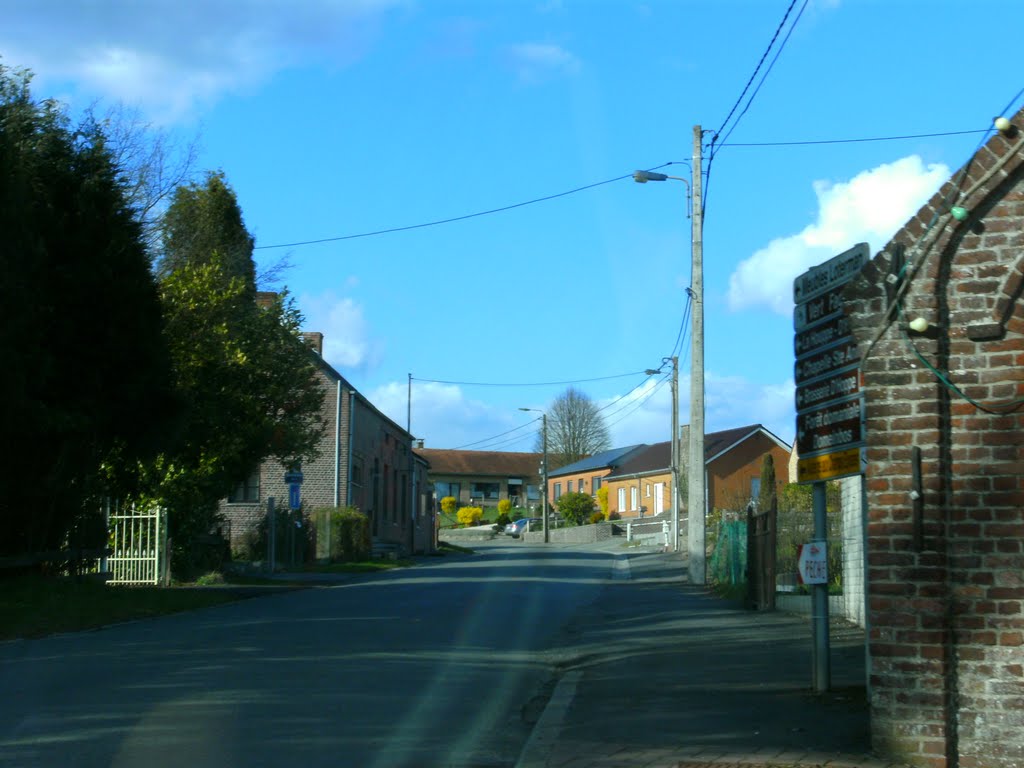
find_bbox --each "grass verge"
[1,575,242,641]
[436,541,475,555]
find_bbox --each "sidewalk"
[518,548,905,768]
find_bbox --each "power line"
[716,0,809,150]
[414,371,648,388]
[253,164,673,251]
[719,128,989,147]
[451,417,540,451]
[713,0,801,142]
[604,375,671,431]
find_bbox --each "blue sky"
[5,0,1023,452]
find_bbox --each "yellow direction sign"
[797,446,863,483]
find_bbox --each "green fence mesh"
[709,519,747,585]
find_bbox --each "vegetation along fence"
[708,477,866,626]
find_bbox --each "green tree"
[0,65,176,558]
[139,172,325,574]
[158,171,256,289]
[537,387,611,469]
[556,492,597,526]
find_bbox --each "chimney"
[302,332,324,356]
[416,439,425,449]
[255,291,277,310]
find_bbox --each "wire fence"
[708,476,866,626]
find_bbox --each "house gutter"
[334,379,341,507]
[347,391,356,506]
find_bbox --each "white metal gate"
[107,503,165,585]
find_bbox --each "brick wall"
[844,110,1024,768]
[706,435,791,513]
[221,361,432,557]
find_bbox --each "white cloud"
[727,155,949,316]
[705,373,795,445]
[373,381,527,450]
[0,0,407,121]
[301,292,379,371]
[504,42,581,83]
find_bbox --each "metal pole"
[542,413,549,543]
[670,356,679,552]
[812,480,831,692]
[688,124,706,585]
[267,496,276,573]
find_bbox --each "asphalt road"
[0,541,616,768]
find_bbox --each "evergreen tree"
[0,65,176,557]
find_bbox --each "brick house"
[843,108,1024,768]
[220,328,433,557]
[693,424,793,513]
[603,425,792,520]
[415,448,542,510]
[546,445,646,508]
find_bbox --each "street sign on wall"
[796,446,863,483]
[793,243,869,481]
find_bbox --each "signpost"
[793,242,869,694]
[798,541,828,585]
[284,469,303,511]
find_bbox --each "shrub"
[497,499,512,516]
[557,491,597,526]
[457,506,483,527]
[596,486,609,518]
[608,511,621,521]
[314,506,371,562]
[495,512,512,527]
[589,510,605,525]
[440,496,459,516]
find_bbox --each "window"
[578,478,587,493]
[526,484,540,500]
[567,480,574,493]
[751,477,761,501]
[228,470,260,503]
[352,464,363,487]
[554,482,562,500]
[630,486,638,511]
[471,482,499,500]
[435,481,460,501]
[617,487,626,511]
[645,483,651,497]
[592,476,602,492]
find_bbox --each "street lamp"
[633,124,706,585]
[645,357,680,552]
[519,407,549,543]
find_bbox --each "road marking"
[515,670,583,768]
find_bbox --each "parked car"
[507,517,542,538]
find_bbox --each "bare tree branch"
[92,103,201,258]
[536,387,611,468]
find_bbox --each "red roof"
[415,448,542,477]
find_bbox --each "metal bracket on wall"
[911,446,923,552]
